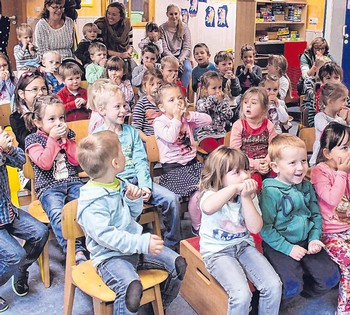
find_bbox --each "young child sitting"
[138,21,163,59]
[235,44,262,94]
[0,127,48,312]
[199,145,282,314]
[57,62,90,122]
[85,42,107,85]
[259,133,340,309]
[192,43,218,93]
[153,83,212,235]
[160,56,186,96]
[196,71,233,153]
[13,23,40,72]
[260,75,289,134]
[0,52,17,103]
[24,95,86,264]
[214,50,241,98]
[90,80,183,251]
[41,51,64,94]
[74,22,102,68]
[77,130,186,313]
[266,55,290,101]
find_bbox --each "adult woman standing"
[35,0,75,60]
[160,4,192,89]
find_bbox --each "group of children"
[1,11,350,315]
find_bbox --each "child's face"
[18,33,33,45]
[313,45,326,56]
[20,77,48,109]
[0,57,9,72]
[264,80,279,102]
[91,50,107,65]
[142,51,157,67]
[147,30,160,42]
[194,47,210,66]
[242,50,254,66]
[322,73,341,84]
[36,103,65,135]
[206,78,222,97]
[223,168,249,187]
[325,133,350,168]
[266,62,278,76]
[217,59,233,75]
[242,94,265,121]
[158,87,185,119]
[161,63,179,83]
[108,67,124,85]
[85,27,98,41]
[64,74,81,92]
[328,94,348,115]
[144,77,162,99]
[99,94,128,126]
[42,54,61,73]
[272,146,308,185]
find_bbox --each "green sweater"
[259,178,322,256]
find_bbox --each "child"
[153,83,212,234]
[260,75,289,134]
[199,146,282,314]
[214,50,241,98]
[138,21,163,58]
[24,95,86,263]
[235,44,262,94]
[10,71,48,150]
[192,43,218,93]
[85,42,107,85]
[309,82,350,166]
[41,51,64,94]
[161,56,187,96]
[91,81,183,251]
[311,122,350,314]
[0,52,16,103]
[13,23,40,71]
[74,23,102,68]
[57,61,90,122]
[196,71,233,153]
[0,127,48,312]
[77,130,186,313]
[266,55,290,101]
[260,133,340,307]
[132,43,160,96]
[132,68,163,142]
[230,87,277,191]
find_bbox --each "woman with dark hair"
[35,0,75,60]
[0,1,10,56]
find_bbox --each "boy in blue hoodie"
[259,134,339,306]
[77,131,186,314]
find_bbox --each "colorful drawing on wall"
[189,0,198,17]
[217,5,228,28]
[181,9,189,24]
[199,0,207,2]
[205,6,215,27]
[81,0,93,7]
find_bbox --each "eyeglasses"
[50,5,65,10]
[24,87,48,94]
[0,64,8,68]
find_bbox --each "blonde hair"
[259,74,280,88]
[42,50,62,62]
[59,61,82,80]
[88,42,107,56]
[82,22,99,36]
[199,70,222,98]
[240,87,269,120]
[154,82,181,106]
[161,55,179,69]
[267,55,288,77]
[320,82,348,109]
[77,130,122,179]
[166,4,184,40]
[268,133,306,162]
[16,23,33,37]
[200,146,249,194]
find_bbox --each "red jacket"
[57,86,90,122]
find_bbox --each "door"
[1,0,27,68]
[342,0,350,89]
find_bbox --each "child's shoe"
[75,251,87,265]
[191,226,199,236]
[0,297,8,312]
[12,271,29,296]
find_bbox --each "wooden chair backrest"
[81,81,88,89]
[23,154,37,201]
[224,131,231,147]
[145,135,160,179]
[0,102,11,127]
[298,127,315,154]
[67,119,89,144]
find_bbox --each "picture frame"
[81,0,94,7]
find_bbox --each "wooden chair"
[67,119,90,143]
[0,102,11,127]
[61,199,168,315]
[298,127,315,154]
[224,131,231,147]
[81,81,88,89]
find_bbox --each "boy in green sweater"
[259,134,339,306]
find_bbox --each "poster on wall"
[217,5,228,28]
[81,0,93,7]
[189,0,198,17]
[205,6,215,27]
[199,0,207,2]
[181,8,189,24]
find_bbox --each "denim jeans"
[179,59,192,89]
[204,241,282,315]
[40,180,84,253]
[97,247,182,314]
[0,208,49,286]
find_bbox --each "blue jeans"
[204,241,282,315]
[179,59,192,89]
[40,180,84,253]
[0,208,49,286]
[97,247,182,314]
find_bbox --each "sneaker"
[12,271,29,297]
[0,297,8,313]
[191,226,199,236]
[75,251,87,265]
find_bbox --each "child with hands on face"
[138,22,163,60]
[259,134,340,308]
[0,52,17,103]
[160,56,186,96]
[85,42,107,85]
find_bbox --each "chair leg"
[39,240,50,288]
[92,297,113,315]
[153,210,162,237]
[151,284,164,315]
[63,280,76,315]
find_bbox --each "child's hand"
[50,123,68,140]
[125,184,142,200]
[245,64,253,74]
[258,159,270,175]
[339,108,350,123]
[336,155,350,173]
[216,90,224,101]
[99,58,107,67]
[21,41,28,50]
[148,234,164,255]
[240,179,257,197]
[0,70,9,81]
[173,103,184,120]
[75,98,86,109]
[269,95,279,106]
[28,42,35,52]
[120,51,132,59]
[0,128,13,152]
[224,70,234,80]
[141,187,152,202]
[289,245,307,261]
[307,240,325,254]
[144,62,155,71]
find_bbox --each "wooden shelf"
[257,0,306,3]
[255,40,304,45]
[256,21,304,25]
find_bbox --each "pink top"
[311,163,350,234]
[153,112,211,164]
